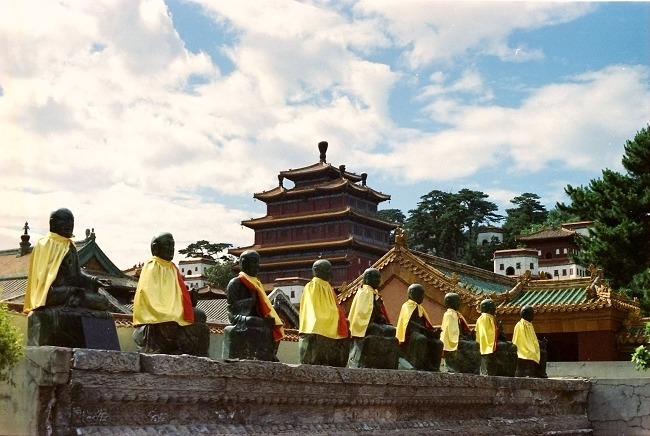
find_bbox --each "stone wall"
[1,346,591,435]
[588,379,650,436]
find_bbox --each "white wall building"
[178,257,216,289]
[493,248,539,277]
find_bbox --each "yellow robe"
[239,272,285,341]
[475,313,497,355]
[133,256,192,326]
[348,284,380,337]
[299,277,347,339]
[441,308,463,352]
[24,232,71,313]
[512,318,540,363]
[395,299,433,344]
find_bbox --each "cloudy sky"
[1,0,648,269]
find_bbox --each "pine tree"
[559,125,650,289]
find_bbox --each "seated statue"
[132,232,209,356]
[475,298,517,376]
[441,292,479,374]
[512,305,548,378]
[24,208,117,348]
[395,284,443,371]
[347,268,398,369]
[299,259,350,367]
[223,250,285,361]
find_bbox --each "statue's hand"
[66,288,86,308]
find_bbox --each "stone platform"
[11,346,592,435]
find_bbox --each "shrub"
[0,303,23,384]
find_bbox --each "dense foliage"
[501,193,548,247]
[179,240,238,289]
[558,125,650,291]
[0,303,23,384]
[404,189,502,262]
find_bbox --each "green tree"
[378,208,406,245]
[378,208,406,225]
[0,302,23,384]
[179,240,238,289]
[558,125,650,289]
[205,262,238,289]
[405,189,501,261]
[178,240,233,260]
[522,207,582,236]
[502,193,548,246]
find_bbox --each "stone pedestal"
[444,339,480,374]
[480,341,518,377]
[27,306,118,350]
[347,335,399,369]
[401,332,443,371]
[299,334,349,367]
[222,324,277,361]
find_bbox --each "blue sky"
[0,1,648,269]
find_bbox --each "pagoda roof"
[241,206,398,230]
[279,161,363,183]
[260,255,350,270]
[230,236,389,257]
[516,227,575,242]
[254,177,390,203]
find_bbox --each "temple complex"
[338,230,646,361]
[230,141,398,287]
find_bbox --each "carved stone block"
[27,306,116,349]
[444,339,480,374]
[299,334,350,367]
[222,325,277,361]
[480,341,518,376]
[348,335,399,369]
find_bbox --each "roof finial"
[18,221,31,257]
[339,165,346,178]
[361,173,367,186]
[318,141,328,163]
[278,174,284,188]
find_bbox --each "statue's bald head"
[407,284,425,304]
[151,232,175,261]
[49,208,74,238]
[480,299,496,315]
[362,268,381,288]
[239,250,260,276]
[312,259,332,282]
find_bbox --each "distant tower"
[230,141,397,287]
[18,222,31,257]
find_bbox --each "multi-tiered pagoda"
[230,141,398,288]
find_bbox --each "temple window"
[499,264,504,270]
[529,263,534,269]
[545,252,552,259]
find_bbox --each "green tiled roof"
[436,267,511,295]
[504,287,587,307]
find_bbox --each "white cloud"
[0,0,646,268]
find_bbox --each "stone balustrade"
[7,346,592,435]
